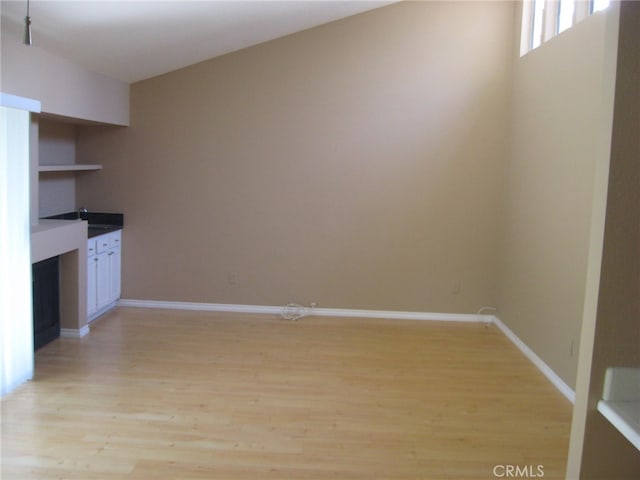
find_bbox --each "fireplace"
[32,256,60,351]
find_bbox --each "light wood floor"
[1,308,572,479]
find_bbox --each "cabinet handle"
[108,252,114,256]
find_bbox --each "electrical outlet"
[227,272,238,286]
[452,281,461,295]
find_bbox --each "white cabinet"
[107,232,122,303]
[95,251,110,310]
[87,254,97,318]
[87,230,121,321]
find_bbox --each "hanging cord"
[24,0,33,46]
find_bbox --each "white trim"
[116,299,575,403]
[88,300,119,323]
[60,326,90,338]
[117,299,493,323]
[492,316,575,404]
[312,307,488,322]
[38,164,102,172]
[0,93,41,113]
[118,299,283,315]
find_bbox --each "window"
[591,0,610,14]
[521,0,611,56]
[557,0,576,34]
[531,0,546,49]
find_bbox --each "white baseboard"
[118,299,283,315]
[88,301,123,323]
[60,325,90,338]
[314,307,491,322]
[117,298,575,403]
[492,316,575,404]
[117,299,493,323]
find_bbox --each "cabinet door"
[109,231,121,249]
[96,252,110,310]
[87,255,97,316]
[108,247,121,303]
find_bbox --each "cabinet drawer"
[96,236,110,253]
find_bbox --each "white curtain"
[0,94,39,396]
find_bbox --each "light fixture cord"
[24,0,32,46]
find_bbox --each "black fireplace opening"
[32,256,61,351]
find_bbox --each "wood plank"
[1,308,572,479]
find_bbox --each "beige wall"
[0,19,129,125]
[77,1,515,312]
[496,7,619,389]
[38,118,77,217]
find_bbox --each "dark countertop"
[44,211,124,239]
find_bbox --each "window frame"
[521,0,602,56]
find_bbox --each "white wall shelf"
[598,400,640,451]
[597,367,640,451]
[38,164,102,172]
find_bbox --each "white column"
[0,93,40,396]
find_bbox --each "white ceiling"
[1,0,396,83]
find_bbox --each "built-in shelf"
[598,367,640,451]
[598,400,640,451]
[38,164,102,172]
